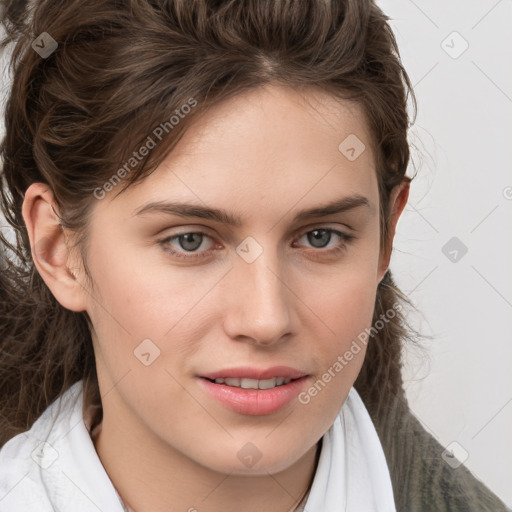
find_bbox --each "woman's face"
[81,84,390,474]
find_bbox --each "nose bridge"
[226,237,293,343]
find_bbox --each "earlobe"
[377,179,410,284]
[22,183,88,312]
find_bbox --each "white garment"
[0,381,396,511]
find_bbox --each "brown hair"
[1,1,507,510]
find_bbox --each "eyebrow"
[133,194,372,226]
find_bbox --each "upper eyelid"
[160,225,350,249]
[162,224,349,237]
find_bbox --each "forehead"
[170,84,373,166]
[98,84,378,219]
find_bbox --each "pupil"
[308,229,330,248]
[180,233,203,251]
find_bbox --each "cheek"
[84,242,221,380]
[294,291,375,447]
[317,286,375,379]
[83,243,163,366]
[308,260,379,338]
[301,258,378,394]
[85,241,192,332]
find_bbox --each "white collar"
[0,381,396,511]
[304,387,396,511]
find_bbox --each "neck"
[90,400,321,512]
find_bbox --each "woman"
[0,0,508,511]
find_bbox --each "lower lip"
[197,376,308,415]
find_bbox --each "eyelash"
[157,228,355,261]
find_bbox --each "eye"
[158,227,355,261]
[158,231,216,259]
[294,228,354,253]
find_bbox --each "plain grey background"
[377,0,512,507]
[1,0,511,507]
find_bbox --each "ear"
[377,179,410,284]
[22,183,88,312]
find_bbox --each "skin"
[23,84,409,512]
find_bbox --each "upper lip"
[200,366,307,380]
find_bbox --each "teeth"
[214,377,292,389]
[256,378,276,390]
[241,378,260,389]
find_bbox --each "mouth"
[197,367,309,415]
[200,365,307,382]
[202,376,297,390]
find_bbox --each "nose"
[222,247,295,347]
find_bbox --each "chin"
[197,441,310,476]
